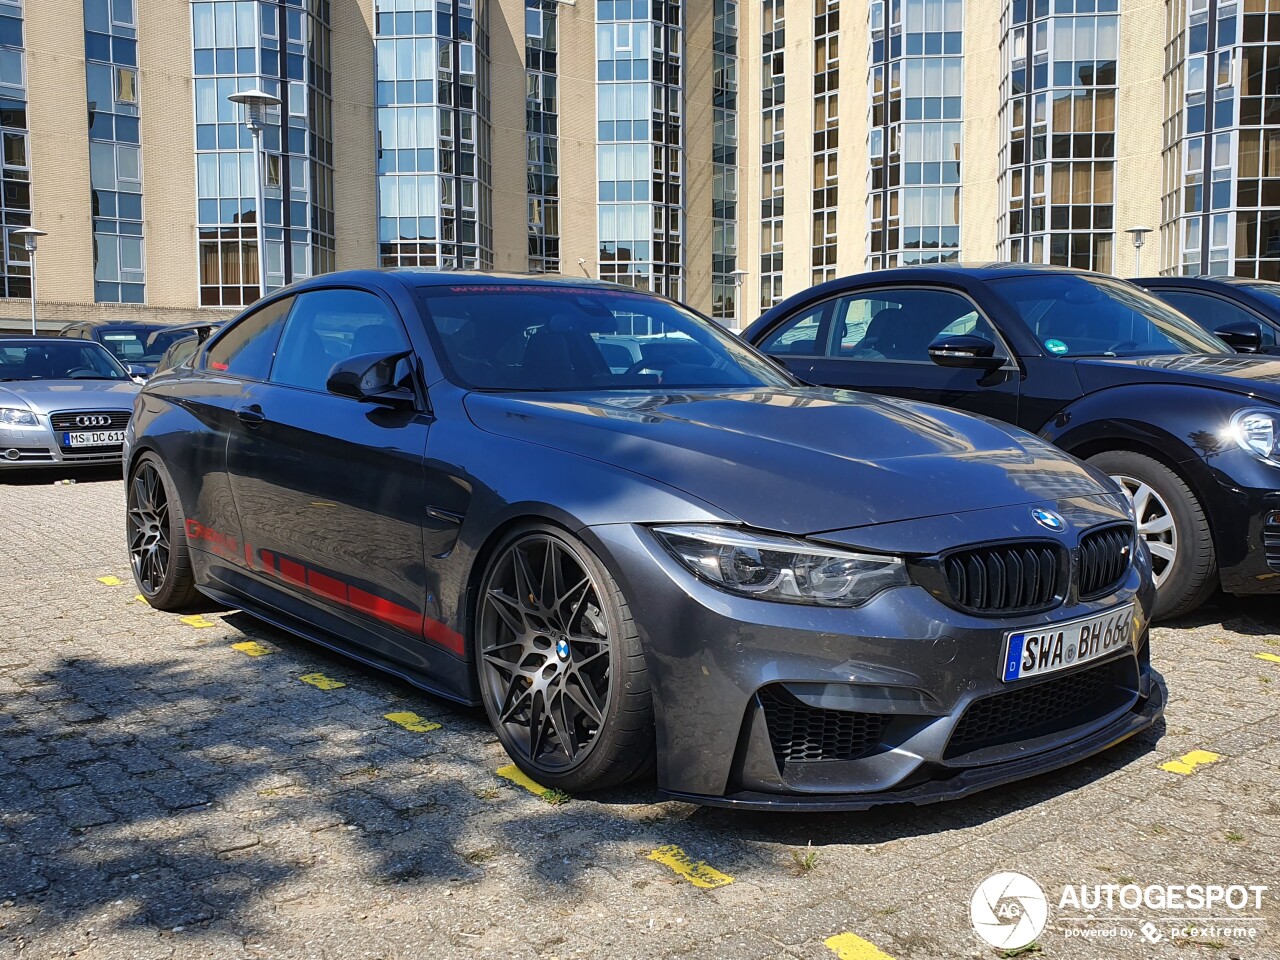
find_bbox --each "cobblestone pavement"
[2,475,1278,960]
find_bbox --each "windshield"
[0,340,131,381]
[415,284,793,391]
[991,274,1231,357]
[95,325,195,363]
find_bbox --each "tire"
[1087,450,1217,620]
[126,452,204,612]
[474,523,655,792]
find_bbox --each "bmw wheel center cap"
[555,637,571,660]
[1031,507,1066,532]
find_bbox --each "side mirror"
[326,351,416,408]
[1214,321,1263,354]
[125,363,148,381]
[927,334,1006,370]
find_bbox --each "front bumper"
[0,421,127,467]
[588,495,1159,807]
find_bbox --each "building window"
[871,0,964,270]
[596,0,683,299]
[526,0,558,273]
[999,0,1117,272]
[192,0,335,308]
[0,0,30,300]
[375,0,492,271]
[86,0,144,304]
[1161,0,1280,278]
[759,0,783,308]
[711,0,739,322]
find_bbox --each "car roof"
[281,269,655,296]
[0,336,81,345]
[835,262,1116,283]
[70,318,176,328]
[1137,275,1276,289]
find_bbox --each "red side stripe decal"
[187,520,462,657]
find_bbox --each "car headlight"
[0,406,37,426]
[652,524,908,607]
[1230,408,1280,463]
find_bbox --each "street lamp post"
[228,89,281,301]
[13,227,47,335]
[729,268,749,331]
[1125,226,1153,278]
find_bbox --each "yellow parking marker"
[1256,653,1280,665]
[231,640,271,656]
[97,575,122,586]
[133,594,146,603]
[647,844,734,889]
[384,711,441,733]
[1160,749,1223,775]
[299,672,346,690]
[825,932,897,960]
[496,763,550,796]
[180,615,216,629]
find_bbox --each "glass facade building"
[870,0,964,270]
[811,0,838,284]
[759,0,783,308]
[595,0,684,297]
[0,0,29,301]
[1162,0,1280,278]
[711,0,738,320]
[375,0,492,271]
[525,0,558,273]
[192,0,335,308]
[999,0,1118,271]
[85,0,144,304]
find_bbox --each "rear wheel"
[126,453,203,612]
[1087,450,1216,620]
[475,525,654,792]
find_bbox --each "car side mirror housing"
[326,351,416,408]
[1214,321,1263,354]
[125,363,148,382]
[927,334,1006,370]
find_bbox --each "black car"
[60,319,202,378]
[1139,276,1280,355]
[123,271,1159,809]
[150,319,226,376]
[744,264,1280,620]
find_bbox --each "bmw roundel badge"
[1031,507,1066,532]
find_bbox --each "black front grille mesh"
[946,659,1130,758]
[942,543,1061,613]
[758,686,887,766]
[1078,523,1133,598]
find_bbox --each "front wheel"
[126,453,203,612]
[1087,450,1217,620]
[475,525,654,792]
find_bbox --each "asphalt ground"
[1,472,1278,960]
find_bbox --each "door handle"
[235,404,265,428]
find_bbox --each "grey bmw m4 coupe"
[126,271,1162,810]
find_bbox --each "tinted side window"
[758,305,829,356]
[270,288,410,393]
[830,289,1000,361]
[204,297,293,379]
[1158,291,1275,345]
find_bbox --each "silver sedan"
[0,338,139,468]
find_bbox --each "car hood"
[1074,354,1280,401]
[0,380,140,413]
[464,387,1112,534]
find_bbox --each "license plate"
[64,430,125,447]
[1002,603,1135,682]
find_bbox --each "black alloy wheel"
[126,453,202,611]
[476,526,653,791]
